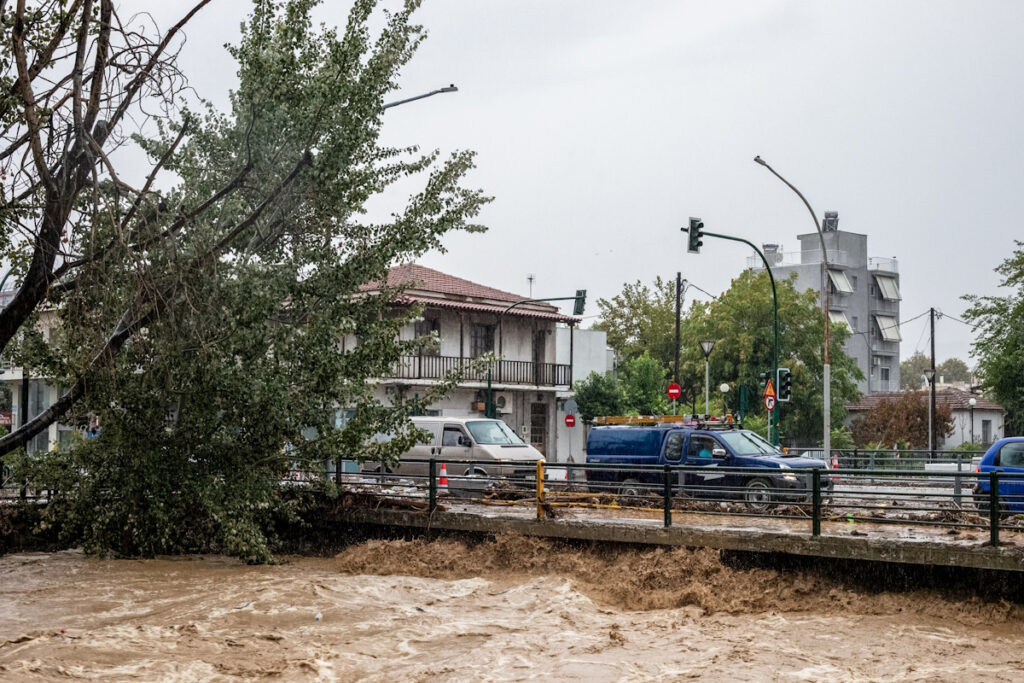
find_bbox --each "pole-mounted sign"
[763,378,776,412]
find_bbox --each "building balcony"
[384,355,571,387]
[868,256,899,273]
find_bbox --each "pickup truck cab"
[585,425,831,507]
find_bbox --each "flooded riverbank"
[2,536,1023,680]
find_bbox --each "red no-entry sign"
[667,382,682,400]
[565,414,576,428]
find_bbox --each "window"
[851,316,859,332]
[880,367,890,381]
[850,275,858,291]
[414,318,440,356]
[442,426,467,447]
[982,420,992,445]
[828,310,851,330]
[827,270,853,294]
[470,324,495,357]
[874,315,902,342]
[874,275,901,301]
[687,435,724,459]
[998,442,1024,467]
[665,432,684,462]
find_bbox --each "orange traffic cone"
[438,462,449,494]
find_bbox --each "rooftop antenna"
[527,273,535,297]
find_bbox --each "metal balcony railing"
[385,355,571,386]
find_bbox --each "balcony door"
[532,330,546,385]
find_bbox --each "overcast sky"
[139,0,1024,366]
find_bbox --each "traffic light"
[573,289,587,316]
[777,367,792,402]
[687,217,704,254]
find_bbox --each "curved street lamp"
[383,84,458,110]
[754,155,832,460]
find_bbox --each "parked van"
[361,417,562,490]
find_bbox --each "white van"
[362,416,564,489]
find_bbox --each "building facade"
[749,222,901,394]
[358,264,580,460]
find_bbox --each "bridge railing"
[287,457,1024,547]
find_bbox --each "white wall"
[554,327,614,464]
[947,407,1004,449]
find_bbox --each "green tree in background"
[964,241,1024,436]
[620,352,669,415]
[899,353,932,390]
[593,276,676,368]
[572,371,624,422]
[937,357,971,383]
[900,352,972,389]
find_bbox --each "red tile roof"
[847,387,1003,412]
[364,264,579,323]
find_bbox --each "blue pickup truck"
[585,425,831,508]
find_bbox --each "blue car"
[972,437,1024,513]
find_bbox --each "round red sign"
[565,414,576,428]
[667,382,682,400]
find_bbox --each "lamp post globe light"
[969,397,977,445]
[719,383,730,416]
[699,339,716,416]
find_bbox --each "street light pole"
[699,339,716,416]
[924,369,935,456]
[969,397,977,445]
[382,84,458,110]
[754,156,831,460]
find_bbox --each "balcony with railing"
[384,355,571,387]
[868,256,899,273]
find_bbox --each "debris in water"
[314,612,322,622]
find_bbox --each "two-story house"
[357,264,579,458]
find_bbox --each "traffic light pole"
[682,226,780,445]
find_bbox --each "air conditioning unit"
[495,393,513,414]
[872,357,881,367]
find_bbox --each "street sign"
[666,382,682,400]
[565,414,576,428]
[563,399,579,414]
[763,378,776,412]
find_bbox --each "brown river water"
[2,534,1023,681]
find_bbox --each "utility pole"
[675,272,682,384]
[930,307,937,459]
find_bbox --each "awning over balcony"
[874,314,902,342]
[827,269,854,294]
[874,274,901,301]
[828,310,851,330]
[399,294,579,323]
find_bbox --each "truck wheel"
[619,478,643,500]
[744,478,773,511]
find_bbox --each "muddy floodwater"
[2,536,1024,681]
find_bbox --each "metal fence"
[276,457,1023,548]
[10,453,1021,548]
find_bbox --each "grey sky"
[139,0,1024,366]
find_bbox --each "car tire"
[744,478,773,511]
[619,478,644,500]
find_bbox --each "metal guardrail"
[275,457,1024,548]
[10,454,1021,548]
